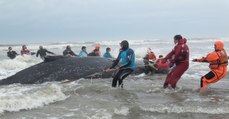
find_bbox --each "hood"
[120,40,129,50]
[214,40,224,51]
[178,38,187,44]
[95,44,100,50]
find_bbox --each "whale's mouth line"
[85,72,103,78]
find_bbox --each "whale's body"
[0,56,115,85]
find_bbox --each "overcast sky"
[0,0,228,44]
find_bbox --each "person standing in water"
[193,40,228,92]
[7,47,18,59]
[36,46,55,60]
[21,45,32,55]
[106,40,135,88]
[163,35,189,89]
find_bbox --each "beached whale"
[0,55,167,85]
[0,56,116,85]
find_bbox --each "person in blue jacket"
[106,40,135,88]
[103,47,112,58]
[79,46,88,57]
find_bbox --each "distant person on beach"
[192,40,228,92]
[103,47,113,58]
[163,35,189,89]
[21,45,35,55]
[63,45,77,57]
[36,46,55,60]
[79,46,88,57]
[7,46,18,59]
[106,40,135,88]
[88,44,101,56]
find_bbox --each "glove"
[174,58,179,63]
[192,59,198,62]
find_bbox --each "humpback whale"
[0,56,115,85]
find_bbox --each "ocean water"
[0,38,229,119]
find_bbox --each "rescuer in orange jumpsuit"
[193,40,228,92]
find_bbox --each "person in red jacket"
[193,40,228,92]
[145,48,157,61]
[163,35,189,89]
[154,55,170,73]
[143,48,157,74]
[21,45,31,55]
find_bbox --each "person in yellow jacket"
[193,40,228,92]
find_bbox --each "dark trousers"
[112,68,133,87]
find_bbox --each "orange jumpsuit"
[194,41,228,92]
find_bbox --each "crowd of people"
[7,44,113,60]
[105,35,228,93]
[6,34,228,92]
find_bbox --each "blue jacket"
[110,48,135,69]
[103,52,112,58]
[79,50,88,57]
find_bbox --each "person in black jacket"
[7,47,18,59]
[36,46,55,60]
[63,45,77,57]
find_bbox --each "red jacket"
[165,38,189,64]
[21,49,30,55]
[155,58,170,71]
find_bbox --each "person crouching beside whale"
[63,45,77,57]
[143,48,157,74]
[163,35,189,89]
[154,55,170,74]
[106,40,136,88]
[192,40,228,92]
